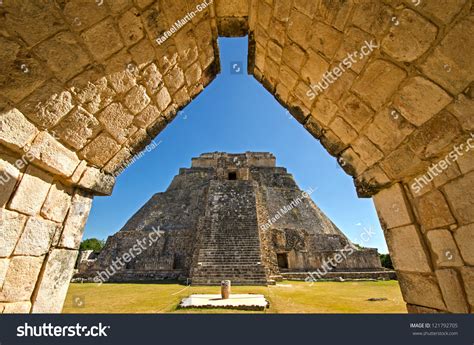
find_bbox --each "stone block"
[0,158,21,207]
[155,87,172,112]
[185,63,202,87]
[97,103,134,144]
[351,136,384,167]
[70,160,88,184]
[380,145,427,180]
[124,85,150,114]
[352,59,406,110]
[107,0,131,13]
[41,182,72,223]
[176,34,199,69]
[340,94,374,132]
[325,69,357,103]
[435,269,469,313]
[397,272,446,311]
[426,229,463,267]
[141,63,163,95]
[329,117,357,145]
[282,44,306,73]
[53,106,101,150]
[373,183,413,229]
[0,209,27,258]
[273,0,292,21]
[366,108,415,154]
[287,9,312,48]
[414,190,456,231]
[163,66,185,94]
[107,70,137,95]
[78,167,115,196]
[80,132,121,167]
[447,95,474,132]
[351,1,393,37]
[118,8,144,46]
[384,225,432,272]
[1,302,32,314]
[257,0,272,30]
[59,192,93,249]
[130,39,155,67]
[355,165,391,198]
[146,117,168,140]
[453,223,474,265]
[334,27,374,74]
[443,172,474,225]
[0,256,44,302]
[267,41,283,64]
[407,111,462,160]
[104,148,133,175]
[416,0,466,24]
[293,0,317,17]
[32,249,78,313]
[9,165,53,216]
[215,0,249,17]
[27,132,80,178]
[135,105,161,129]
[0,37,48,103]
[310,96,338,126]
[61,0,108,31]
[381,9,437,62]
[14,217,57,256]
[339,148,368,177]
[320,130,347,157]
[33,31,90,82]
[420,18,474,94]
[460,267,474,307]
[19,81,75,129]
[301,50,329,87]
[309,21,342,59]
[0,108,39,152]
[81,18,124,61]
[392,77,452,127]
[278,65,298,90]
[3,1,65,47]
[406,304,444,313]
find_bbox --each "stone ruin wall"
[0,0,472,313]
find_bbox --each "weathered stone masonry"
[0,0,473,313]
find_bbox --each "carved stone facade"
[76,152,382,285]
[0,0,472,313]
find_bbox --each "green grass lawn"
[63,280,407,314]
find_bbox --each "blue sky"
[83,37,388,253]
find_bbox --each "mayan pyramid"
[77,152,382,285]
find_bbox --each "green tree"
[380,253,393,269]
[79,238,105,252]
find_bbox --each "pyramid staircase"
[190,180,269,285]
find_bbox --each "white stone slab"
[179,294,269,310]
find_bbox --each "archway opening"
[65,37,402,314]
